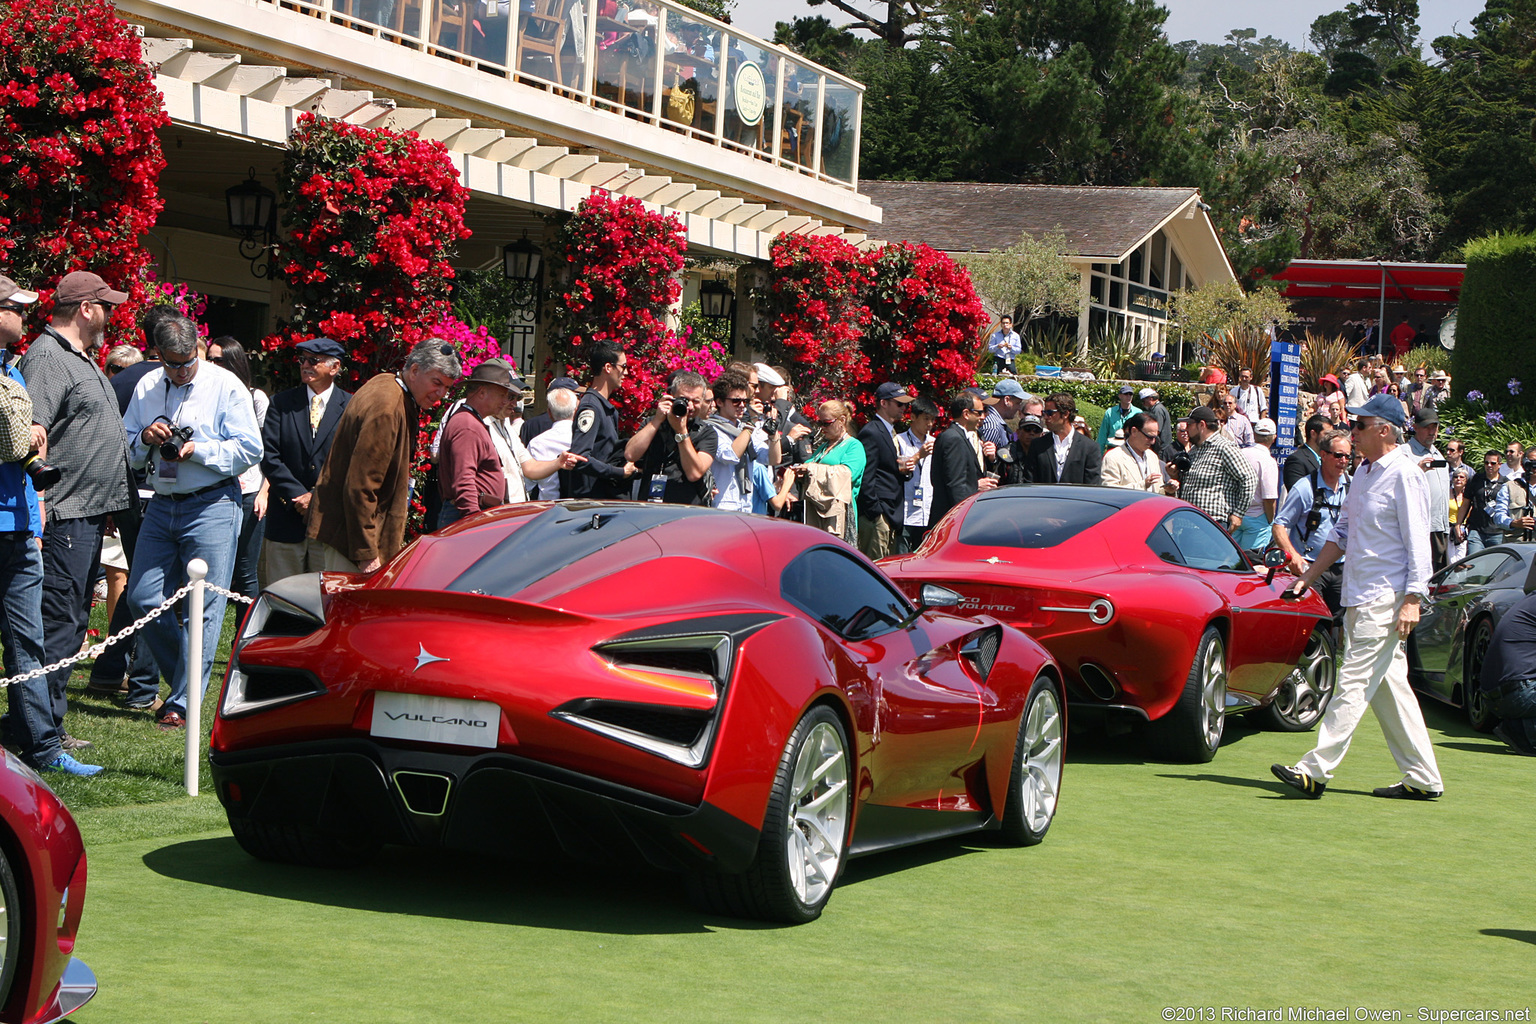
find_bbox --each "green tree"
[673,0,735,21]
[955,230,1082,341]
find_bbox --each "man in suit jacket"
[928,391,997,529]
[857,381,914,559]
[1282,413,1333,491]
[259,337,352,584]
[1022,391,1102,485]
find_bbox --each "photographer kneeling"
[122,316,262,731]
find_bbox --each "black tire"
[1147,627,1227,763]
[0,843,20,1011]
[998,675,1064,847]
[227,815,381,868]
[1464,618,1501,733]
[688,705,851,924]
[1260,627,1336,732]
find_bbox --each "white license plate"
[369,692,500,750]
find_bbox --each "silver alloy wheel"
[1019,687,1063,834]
[1200,635,1227,751]
[1274,632,1335,729]
[786,721,850,907]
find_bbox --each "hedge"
[1453,232,1536,415]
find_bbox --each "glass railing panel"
[820,78,857,183]
[778,57,818,170]
[659,9,721,136]
[515,0,584,89]
[716,37,778,160]
[591,2,661,115]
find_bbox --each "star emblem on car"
[978,556,1011,565]
[413,644,450,672]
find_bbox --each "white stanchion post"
[184,558,209,795]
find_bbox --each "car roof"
[973,484,1165,511]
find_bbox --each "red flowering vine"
[760,235,985,417]
[263,113,472,376]
[546,190,714,431]
[0,0,169,344]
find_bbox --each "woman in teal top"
[805,398,865,543]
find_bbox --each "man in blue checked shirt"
[0,275,101,776]
[987,316,1021,375]
[122,316,262,732]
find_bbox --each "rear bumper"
[209,739,762,874]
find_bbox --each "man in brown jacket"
[307,339,461,572]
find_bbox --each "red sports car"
[881,486,1335,763]
[0,751,96,1024]
[211,501,1065,923]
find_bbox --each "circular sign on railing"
[734,61,766,127]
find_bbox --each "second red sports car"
[881,485,1336,762]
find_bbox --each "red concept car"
[0,752,95,1024]
[881,486,1336,763]
[210,501,1066,923]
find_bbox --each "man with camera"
[122,316,262,731]
[18,271,135,752]
[624,371,717,505]
[0,276,100,775]
[1176,406,1255,534]
[1272,428,1351,618]
[1497,450,1536,544]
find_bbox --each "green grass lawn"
[44,613,1536,1022]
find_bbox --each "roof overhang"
[1271,260,1465,303]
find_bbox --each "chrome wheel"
[785,721,850,908]
[1199,635,1227,752]
[1264,629,1336,731]
[0,844,18,1008]
[1019,688,1063,835]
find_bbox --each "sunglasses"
[1326,450,1350,459]
[1042,408,1062,417]
[817,417,838,426]
[722,396,748,405]
[162,355,197,371]
[297,355,326,366]
[0,303,24,314]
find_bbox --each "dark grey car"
[1407,543,1536,731]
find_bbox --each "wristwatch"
[674,432,687,444]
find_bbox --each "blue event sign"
[1269,339,1301,461]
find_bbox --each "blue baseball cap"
[1345,393,1407,429]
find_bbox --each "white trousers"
[1297,592,1443,791]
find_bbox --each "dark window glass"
[781,547,913,639]
[1089,275,1105,303]
[1147,518,1183,564]
[1160,510,1247,571]
[958,496,1119,549]
[1445,551,1512,588]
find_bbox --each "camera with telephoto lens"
[21,453,60,490]
[1168,449,1192,475]
[159,424,194,461]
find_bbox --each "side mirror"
[1262,547,1286,586]
[919,584,963,610]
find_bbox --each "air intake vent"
[609,647,717,678]
[261,608,322,638]
[960,626,1003,680]
[393,771,452,817]
[242,668,325,705]
[570,701,710,747]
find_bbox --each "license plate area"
[369,692,500,750]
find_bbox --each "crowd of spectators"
[3,271,1534,772]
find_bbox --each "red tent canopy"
[1270,260,1464,303]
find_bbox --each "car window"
[781,547,914,639]
[1146,518,1184,565]
[957,495,1119,548]
[1492,553,1527,585]
[1162,510,1248,572]
[1444,551,1511,589]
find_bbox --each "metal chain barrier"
[0,579,258,692]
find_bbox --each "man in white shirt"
[1407,405,1450,570]
[1500,440,1523,480]
[706,369,756,513]
[894,397,938,552]
[1343,358,1369,410]
[1272,393,1444,801]
[1232,418,1280,550]
[987,316,1021,375]
[525,387,578,501]
[1233,366,1268,423]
